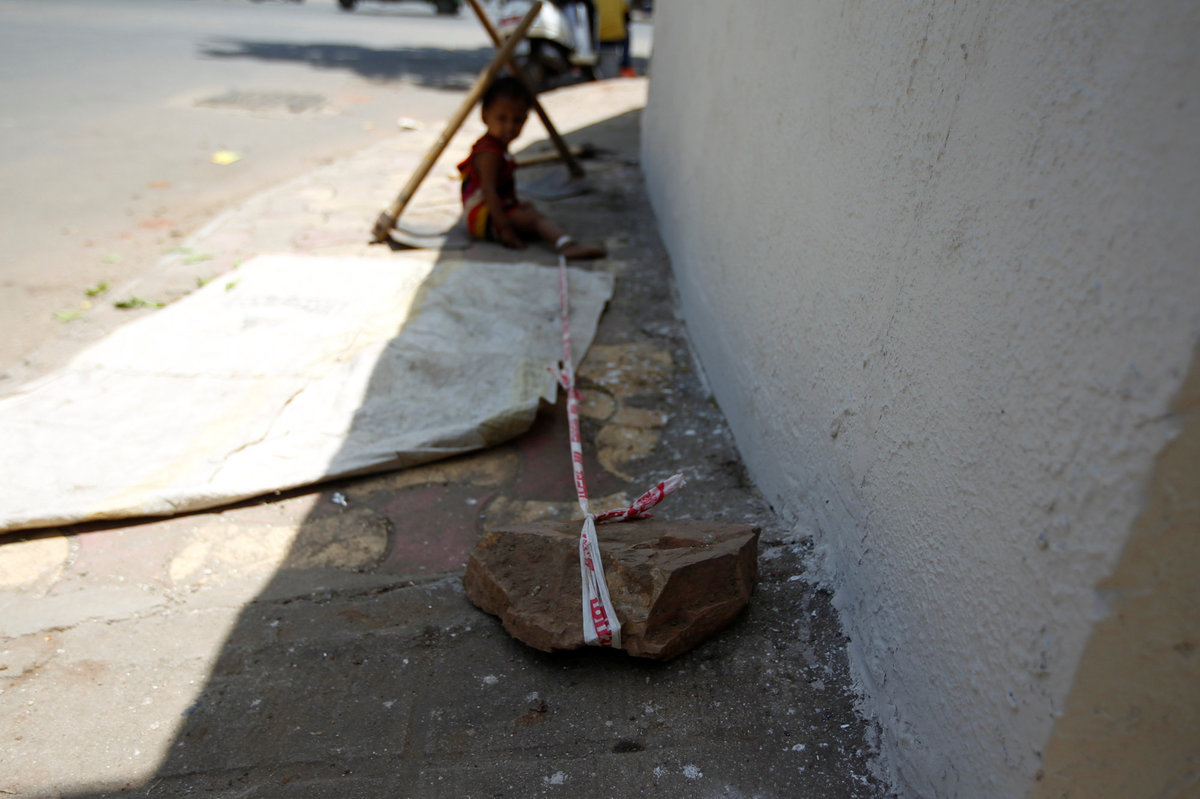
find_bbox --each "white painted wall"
[642,0,1200,796]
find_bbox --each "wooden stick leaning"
[465,0,586,179]
[371,0,543,243]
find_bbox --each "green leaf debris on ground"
[86,281,110,297]
[172,246,216,265]
[114,296,164,309]
[53,309,83,323]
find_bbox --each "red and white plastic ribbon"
[593,473,685,523]
[554,256,684,648]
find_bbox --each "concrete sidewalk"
[0,79,891,798]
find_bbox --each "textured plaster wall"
[1030,349,1199,799]
[642,0,1200,796]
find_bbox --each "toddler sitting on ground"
[458,76,605,260]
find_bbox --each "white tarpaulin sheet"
[0,254,613,533]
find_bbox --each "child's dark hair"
[482,75,534,110]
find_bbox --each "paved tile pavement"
[0,79,892,798]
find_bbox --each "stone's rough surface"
[464,519,759,660]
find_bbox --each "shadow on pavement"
[198,38,651,91]
[199,39,495,88]
[61,109,888,798]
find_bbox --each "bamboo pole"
[465,0,586,179]
[371,0,543,243]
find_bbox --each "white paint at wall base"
[642,0,1200,795]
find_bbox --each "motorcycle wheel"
[338,0,356,10]
[514,56,547,92]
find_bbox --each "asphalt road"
[0,0,499,374]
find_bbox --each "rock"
[463,518,759,660]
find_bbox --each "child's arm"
[473,150,525,249]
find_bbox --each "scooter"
[492,0,598,89]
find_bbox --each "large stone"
[463,518,759,660]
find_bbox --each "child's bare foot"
[555,236,606,260]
